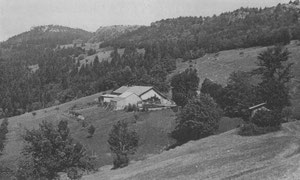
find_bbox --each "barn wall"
[140,89,172,105]
[115,94,142,110]
[140,89,163,100]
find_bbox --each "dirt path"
[84,121,300,180]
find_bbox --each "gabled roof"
[113,86,130,94]
[113,86,153,96]
[119,92,136,98]
[111,92,141,102]
[249,102,267,110]
[112,85,169,100]
[126,86,153,96]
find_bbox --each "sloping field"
[0,91,106,170]
[0,91,177,171]
[174,43,300,117]
[84,121,300,180]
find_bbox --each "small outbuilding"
[249,102,270,117]
[99,94,118,103]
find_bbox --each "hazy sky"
[0,0,289,41]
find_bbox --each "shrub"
[81,121,87,128]
[31,112,36,116]
[133,113,139,121]
[281,106,293,122]
[141,104,149,112]
[16,120,94,179]
[238,122,280,136]
[66,167,82,180]
[0,118,9,153]
[87,125,96,138]
[171,94,222,144]
[251,110,282,127]
[78,54,85,61]
[125,104,138,112]
[108,120,138,169]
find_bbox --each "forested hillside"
[101,3,300,59]
[88,25,142,43]
[1,25,93,49]
[0,2,299,118]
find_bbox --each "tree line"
[0,43,176,117]
[170,45,293,145]
[101,3,300,60]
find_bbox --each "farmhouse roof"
[119,92,137,98]
[112,85,168,99]
[249,102,267,110]
[113,86,153,96]
[111,97,125,102]
[101,94,118,98]
[113,86,130,94]
[126,86,153,96]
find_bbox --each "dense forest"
[0,2,299,117]
[0,43,175,117]
[101,3,300,59]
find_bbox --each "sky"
[0,0,290,41]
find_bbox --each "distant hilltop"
[88,25,142,43]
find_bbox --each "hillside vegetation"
[1,25,93,49]
[102,3,300,59]
[0,2,300,178]
[1,2,300,118]
[84,121,300,180]
[174,42,300,118]
[0,92,177,172]
[88,25,142,43]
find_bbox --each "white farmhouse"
[100,85,174,110]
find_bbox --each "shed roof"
[249,102,267,110]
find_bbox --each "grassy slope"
[173,43,300,117]
[0,90,177,170]
[84,121,300,180]
[1,43,299,177]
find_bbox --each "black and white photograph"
[0,0,300,179]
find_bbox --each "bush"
[282,106,293,122]
[124,104,138,112]
[141,104,149,112]
[87,125,96,138]
[251,110,282,127]
[16,120,94,179]
[0,118,9,153]
[171,94,222,144]
[238,122,280,136]
[31,112,36,116]
[66,167,82,180]
[108,121,138,169]
[112,154,129,169]
[78,54,85,61]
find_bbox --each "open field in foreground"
[84,121,300,180]
[0,91,241,175]
[0,92,177,171]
